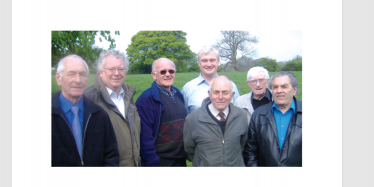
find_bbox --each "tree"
[51,31,119,68]
[281,55,302,71]
[126,31,196,74]
[214,31,258,71]
[254,57,279,72]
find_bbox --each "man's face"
[209,77,235,112]
[247,72,269,99]
[198,51,220,77]
[99,55,126,92]
[56,57,88,102]
[151,59,175,90]
[271,75,298,110]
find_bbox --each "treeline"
[218,55,302,72]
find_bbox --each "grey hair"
[247,66,270,81]
[151,58,177,74]
[96,49,129,73]
[268,71,299,95]
[197,46,220,62]
[57,54,89,75]
[209,75,234,94]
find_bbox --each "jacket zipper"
[81,114,91,166]
[60,114,85,166]
[154,104,162,139]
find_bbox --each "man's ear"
[151,72,157,81]
[56,72,62,86]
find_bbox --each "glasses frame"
[159,69,176,75]
[249,78,267,85]
[104,67,125,74]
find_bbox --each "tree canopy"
[254,57,279,72]
[126,31,196,74]
[51,31,119,68]
[214,31,258,71]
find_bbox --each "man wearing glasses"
[234,66,273,124]
[85,49,141,167]
[136,58,188,166]
[182,46,240,114]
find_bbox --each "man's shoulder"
[182,76,201,90]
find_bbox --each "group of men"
[52,46,302,167]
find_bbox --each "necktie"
[218,112,226,121]
[71,106,82,158]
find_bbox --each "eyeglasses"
[249,78,267,84]
[159,69,175,75]
[104,67,125,73]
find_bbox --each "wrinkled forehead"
[64,57,87,72]
[250,71,267,79]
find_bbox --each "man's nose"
[74,73,81,83]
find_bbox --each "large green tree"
[51,31,119,68]
[126,31,196,74]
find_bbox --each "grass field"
[51,71,302,167]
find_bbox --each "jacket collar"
[198,97,240,125]
[93,75,136,105]
[52,91,102,115]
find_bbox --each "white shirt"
[208,103,229,121]
[106,86,126,119]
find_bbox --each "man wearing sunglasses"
[182,46,240,114]
[136,58,188,167]
[85,49,141,167]
[234,66,273,124]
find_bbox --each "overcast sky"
[94,30,302,62]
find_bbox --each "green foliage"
[281,55,302,71]
[254,57,279,72]
[188,62,200,72]
[126,31,196,74]
[51,31,118,68]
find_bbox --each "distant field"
[51,71,302,101]
[52,71,302,167]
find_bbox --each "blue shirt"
[272,99,295,149]
[59,93,84,132]
[181,73,240,114]
[155,82,177,101]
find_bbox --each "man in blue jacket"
[52,54,119,166]
[136,58,188,166]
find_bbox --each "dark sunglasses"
[159,69,175,75]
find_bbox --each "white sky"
[94,30,302,62]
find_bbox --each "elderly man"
[184,76,248,167]
[136,58,188,167]
[84,49,141,167]
[52,54,119,166]
[243,71,302,167]
[182,46,240,114]
[234,66,273,123]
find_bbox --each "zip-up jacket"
[183,97,248,167]
[135,81,185,166]
[84,75,141,166]
[243,98,302,167]
[52,91,119,166]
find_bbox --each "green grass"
[52,71,302,167]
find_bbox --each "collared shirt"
[181,73,240,114]
[155,82,177,101]
[208,103,229,121]
[59,92,84,131]
[272,99,295,149]
[106,86,126,118]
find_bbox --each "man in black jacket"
[52,54,119,166]
[243,71,302,167]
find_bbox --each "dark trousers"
[157,157,187,167]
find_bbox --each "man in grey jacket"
[84,49,141,166]
[184,76,248,167]
[234,66,272,124]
